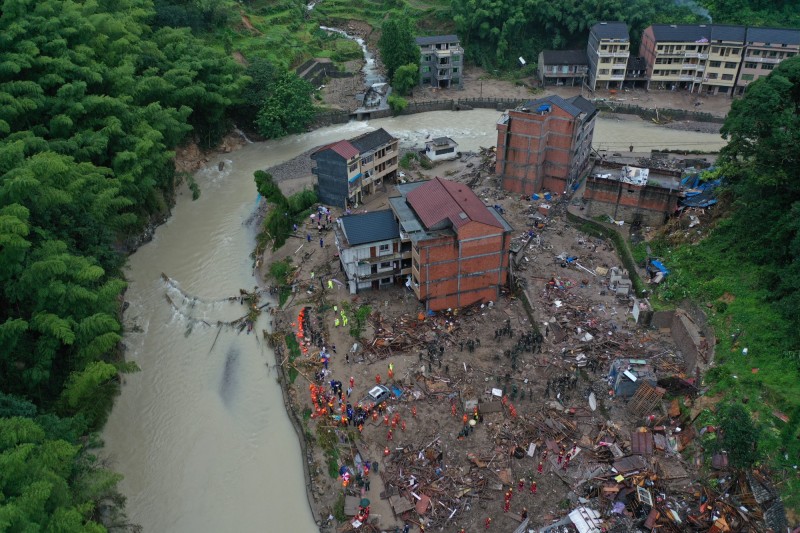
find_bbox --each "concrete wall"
[583,176,680,226]
[338,237,401,294]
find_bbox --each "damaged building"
[390,177,513,311]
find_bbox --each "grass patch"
[649,227,800,512]
[285,333,302,383]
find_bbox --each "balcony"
[683,52,709,59]
[613,63,627,69]
[597,50,629,58]
[610,74,625,80]
[682,63,700,69]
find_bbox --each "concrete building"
[424,137,459,162]
[702,25,746,95]
[736,27,800,95]
[311,128,399,208]
[333,210,410,294]
[416,35,464,90]
[495,95,598,195]
[537,49,589,87]
[390,177,512,311]
[640,24,712,93]
[587,22,630,91]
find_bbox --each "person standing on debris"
[518,479,525,491]
[327,279,333,290]
[503,500,510,513]
[402,524,410,533]
[319,238,324,248]
[375,374,381,385]
[521,508,528,520]
[411,405,417,418]
[306,233,311,242]
[537,461,543,474]
[484,517,492,529]
[349,376,355,389]
[388,362,394,379]
[530,480,537,494]
[334,318,340,328]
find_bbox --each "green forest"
[1,0,800,528]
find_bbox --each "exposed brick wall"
[414,221,509,311]
[583,176,680,225]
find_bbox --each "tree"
[392,63,419,96]
[387,95,408,115]
[255,72,315,138]
[717,57,800,319]
[716,403,761,468]
[378,17,420,82]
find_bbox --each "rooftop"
[427,136,457,147]
[590,22,630,41]
[541,49,589,65]
[312,140,359,160]
[520,94,596,119]
[746,26,800,45]
[407,177,505,231]
[350,127,397,154]
[415,34,460,46]
[339,209,399,246]
[650,24,713,43]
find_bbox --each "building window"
[762,63,774,70]
[421,66,430,73]
[452,55,461,63]
[380,261,391,269]
[711,46,719,53]
[422,77,431,84]
[423,55,431,62]
[601,57,611,63]
[452,67,459,73]
[451,78,460,85]
[707,72,718,79]
[379,244,390,252]
[721,74,734,81]
[380,278,391,284]
[731,48,740,54]
[599,69,609,75]
[724,62,737,69]
[744,62,757,69]
[751,50,761,56]
[768,51,777,57]
[709,61,721,68]
[740,73,754,81]
[348,162,358,172]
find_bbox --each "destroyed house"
[609,359,657,398]
[416,34,464,90]
[390,177,513,311]
[311,128,399,208]
[333,210,409,294]
[496,95,597,195]
[537,49,589,87]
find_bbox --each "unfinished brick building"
[390,177,513,311]
[496,95,597,196]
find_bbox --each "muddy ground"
[257,144,716,533]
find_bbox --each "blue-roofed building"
[333,209,409,293]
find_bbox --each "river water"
[102,110,723,532]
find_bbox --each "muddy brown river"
[102,110,724,532]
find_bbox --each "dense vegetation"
[0,0,248,528]
[701,0,800,28]
[648,56,800,508]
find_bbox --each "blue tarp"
[649,260,669,276]
[348,172,363,183]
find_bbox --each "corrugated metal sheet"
[314,140,359,160]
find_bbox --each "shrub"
[388,94,408,115]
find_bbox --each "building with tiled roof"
[390,178,513,311]
[537,49,589,87]
[311,128,399,208]
[587,22,631,91]
[495,95,597,195]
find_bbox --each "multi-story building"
[537,49,589,87]
[736,27,800,95]
[640,24,799,96]
[390,178,512,311]
[495,95,597,195]
[587,22,630,91]
[333,210,411,293]
[311,128,399,208]
[640,24,712,93]
[416,35,464,90]
[640,24,747,94]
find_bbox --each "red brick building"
[496,95,597,196]
[389,177,513,311]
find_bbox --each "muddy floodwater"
[102,109,724,532]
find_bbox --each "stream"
[101,110,724,532]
